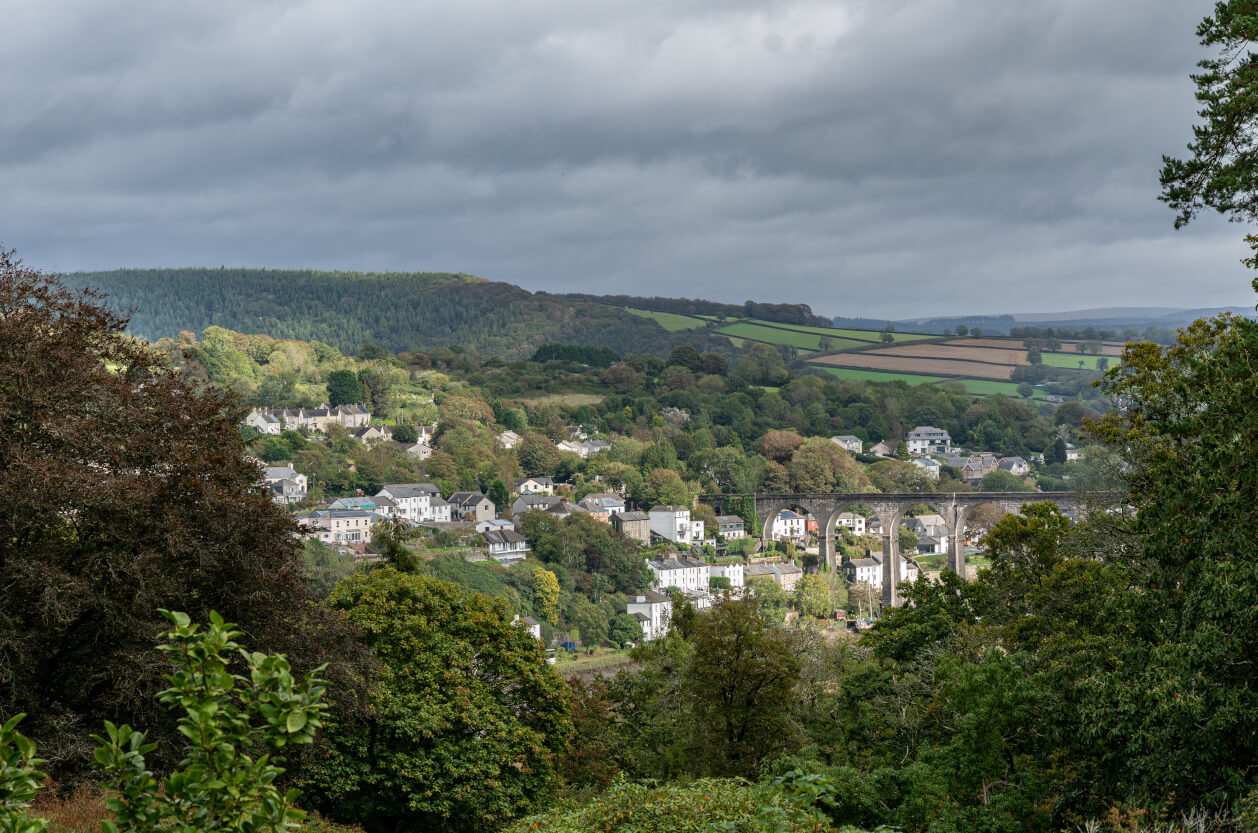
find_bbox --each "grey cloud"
[3,0,1251,318]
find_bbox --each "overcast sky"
[3,0,1250,318]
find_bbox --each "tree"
[793,574,832,618]
[570,597,609,650]
[1017,382,1034,398]
[979,469,1032,492]
[955,325,969,336]
[971,327,983,337]
[880,331,894,344]
[746,577,789,625]
[325,369,363,406]
[608,614,642,647]
[95,610,328,833]
[1084,313,1258,807]
[1046,437,1067,465]
[0,252,361,781]
[667,345,704,372]
[533,569,562,626]
[517,433,561,476]
[1160,2,1258,228]
[487,478,511,513]
[683,599,801,777]
[391,422,418,443]
[304,569,571,832]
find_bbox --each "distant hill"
[839,305,1255,336]
[63,268,726,359]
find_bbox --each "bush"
[505,778,830,832]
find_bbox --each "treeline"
[1010,323,1178,344]
[62,268,726,359]
[563,292,833,327]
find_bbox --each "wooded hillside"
[63,268,721,359]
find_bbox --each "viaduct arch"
[699,491,1105,607]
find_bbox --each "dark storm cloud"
[2,0,1249,317]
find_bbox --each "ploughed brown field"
[876,343,1028,365]
[954,337,1125,357]
[812,352,1017,380]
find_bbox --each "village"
[246,403,1066,646]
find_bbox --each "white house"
[297,509,377,545]
[830,435,863,454]
[243,408,282,435]
[771,509,806,542]
[262,466,307,504]
[627,589,672,642]
[709,562,745,594]
[998,456,1030,477]
[515,477,555,496]
[649,505,702,545]
[512,614,542,642]
[835,512,866,536]
[496,430,522,449]
[715,515,746,540]
[475,518,515,534]
[397,441,432,460]
[376,483,445,522]
[646,554,710,594]
[483,529,529,563]
[844,555,882,589]
[906,426,953,457]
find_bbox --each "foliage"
[325,370,363,407]
[93,610,328,833]
[505,778,833,833]
[530,344,621,367]
[1160,2,1258,228]
[533,569,562,627]
[746,577,789,625]
[684,599,801,777]
[979,468,1032,492]
[0,252,363,781]
[65,269,715,359]
[301,540,361,599]
[0,715,47,833]
[303,569,571,833]
[608,614,642,648]
[793,575,832,618]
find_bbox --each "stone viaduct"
[699,491,1104,607]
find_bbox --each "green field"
[1039,352,1110,371]
[814,367,1056,399]
[751,320,937,342]
[817,367,948,385]
[716,322,866,351]
[954,379,1045,398]
[622,307,706,331]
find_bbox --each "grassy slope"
[818,367,948,385]
[623,308,707,331]
[716,322,866,351]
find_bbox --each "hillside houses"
[612,511,651,545]
[376,483,451,523]
[830,435,863,454]
[906,425,954,457]
[296,509,378,545]
[262,465,307,505]
[746,562,803,593]
[770,509,806,542]
[515,477,554,495]
[268,404,370,432]
[649,505,704,545]
[627,590,672,642]
[578,493,626,523]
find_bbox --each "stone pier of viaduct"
[699,492,1105,607]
